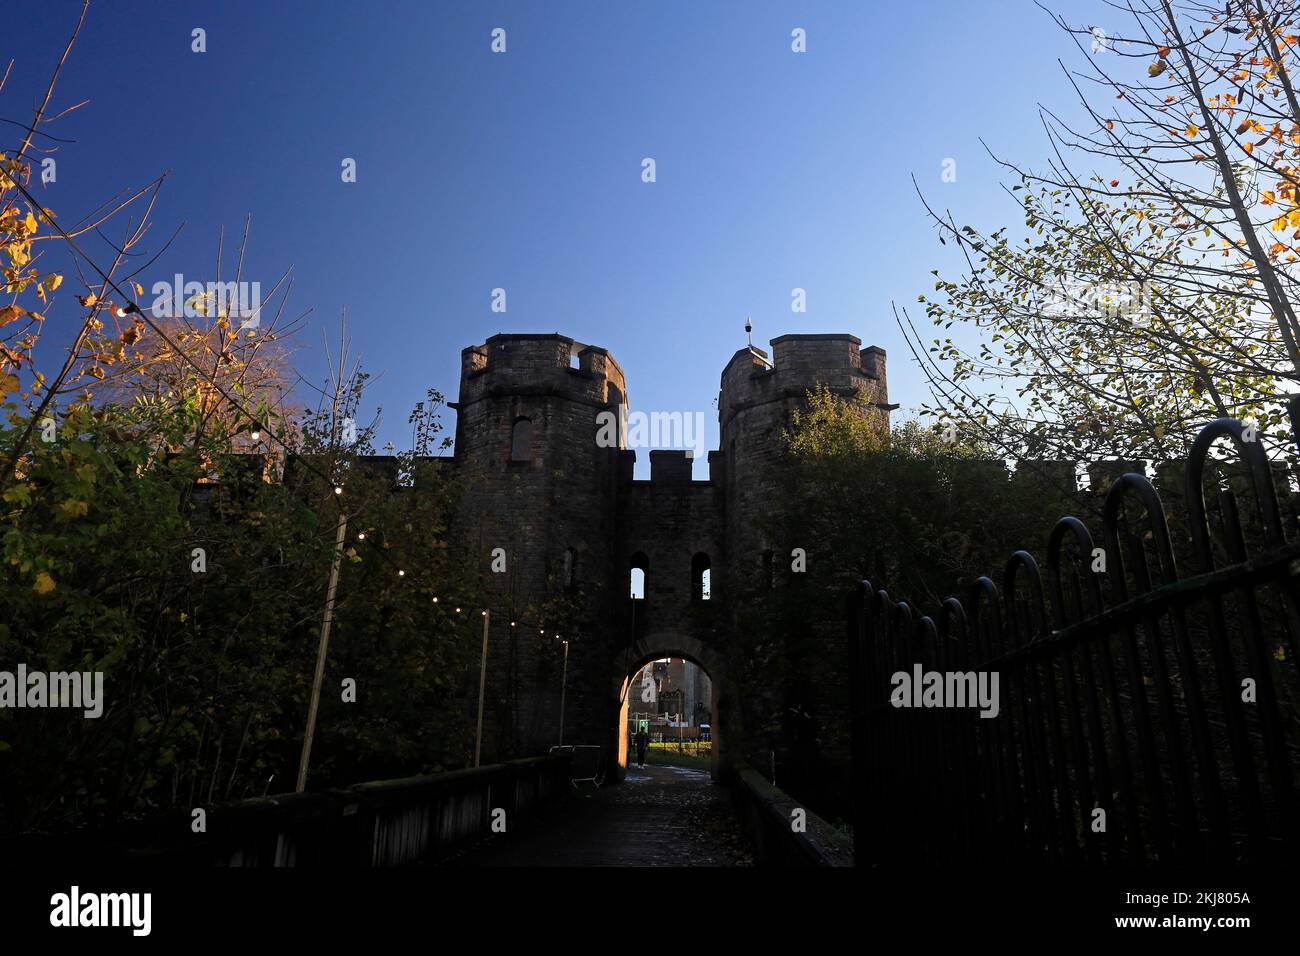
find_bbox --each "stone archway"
[609,631,728,782]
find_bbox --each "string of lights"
[11,168,593,657]
[8,170,501,607]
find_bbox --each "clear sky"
[10,0,1102,474]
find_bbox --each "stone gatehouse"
[446,331,891,786]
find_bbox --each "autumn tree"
[770,385,1067,606]
[1,5,485,834]
[94,226,302,461]
[905,0,1300,465]
[1,3,170,483]
[730,386,1070,819]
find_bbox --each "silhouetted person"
[634,728,648,768]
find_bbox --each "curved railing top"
[1187,417,1286,559]
[1102,472,1180,601]
[1002,550,1045,646]
[1046,515,1104,623]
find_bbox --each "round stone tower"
[718,333,890,590]
[716,333,891,784]
[450,333,627,759]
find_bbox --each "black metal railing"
[847,409,1300,867]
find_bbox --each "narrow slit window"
[630,552,648,600]
[510,417,533,462]
[692,553,711,601]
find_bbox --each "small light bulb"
[455,607,461,613]
[357,532,365,540]
[398,569,405,577]
[250,430,260,441]
[333,486,343,495]
[432,596,438,603]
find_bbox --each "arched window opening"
[629,552,648,600]
[510,417,533,462]
[691,552,712,602]
[563,547,577,589]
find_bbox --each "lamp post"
[558,637,569,746]
[474,609,489,767]
[296,510,347,793]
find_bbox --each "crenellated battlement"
[771,332,863,371]
[718,333,890,430]
[457,333,627,409]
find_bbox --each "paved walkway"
[446,763,755,867]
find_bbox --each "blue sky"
[10,0,1102,475]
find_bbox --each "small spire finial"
[745,316,753,348]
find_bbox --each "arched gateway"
[611,632,728,780]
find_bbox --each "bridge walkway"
[446,763,754,867]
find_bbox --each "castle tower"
[716,333,891,780]
[451,333,627,758]
[718,333,890,591]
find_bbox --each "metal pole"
[558,639,569,745]
[296,510,347,793]
[474,609,490,767]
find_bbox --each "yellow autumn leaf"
[44,273,62,291]
[23,212,36,233]
[32,571,55,595]
[58,499,89,518]
[1263,190,1276,204]
[1185,123,1199,137]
